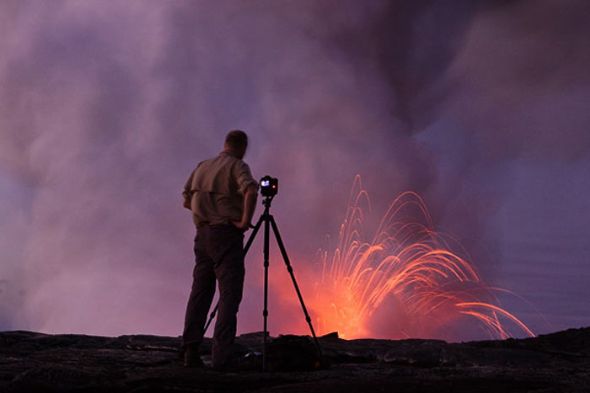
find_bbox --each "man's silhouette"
[181,130,258,369]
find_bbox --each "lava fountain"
[307,176,534,340]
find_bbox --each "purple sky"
[1,0,589,339]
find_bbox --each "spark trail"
[309,176,534,340]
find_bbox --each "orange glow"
[307,176,535,340]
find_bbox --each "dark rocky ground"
[1,327,589,392]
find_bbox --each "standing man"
[182,130,258,369]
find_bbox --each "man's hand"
[232,220,251,232]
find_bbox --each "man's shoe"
[184,347,205,368]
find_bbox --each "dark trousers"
[182,224,245,367]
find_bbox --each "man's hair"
[225,129,248,150]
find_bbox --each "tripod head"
[262,195,275,209]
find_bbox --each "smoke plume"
[1,0,589,338]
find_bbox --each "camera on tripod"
[260,176,278,198]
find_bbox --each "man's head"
[224,129,249,159]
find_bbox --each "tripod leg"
[203,216,263,334]
[262,212,271,371]
[202,307,217,335]
[244,214,264,254]
[269,215,323,360]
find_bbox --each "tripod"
[203,195,322,371]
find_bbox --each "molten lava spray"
[307,177,534,340]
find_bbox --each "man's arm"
[182,170,194,210]
[235,184,258,230]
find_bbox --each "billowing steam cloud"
[1,0,589,337]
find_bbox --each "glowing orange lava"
[309,176,534,340]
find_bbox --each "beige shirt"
[183,152,258,226]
